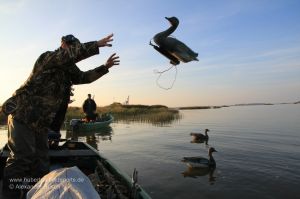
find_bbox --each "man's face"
[61,41,69,49]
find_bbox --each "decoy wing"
[150,41,180,65]
[182,156,209,164]
[163,37,199,63]
[190,133,205,139]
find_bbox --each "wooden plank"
[1,149,98,158]
[49,149,98,157]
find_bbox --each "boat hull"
[0,140,151,199]
[70,114,114,132]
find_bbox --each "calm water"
[1,104,299,199]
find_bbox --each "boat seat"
[1,149,97,158]
[49,149,98,157]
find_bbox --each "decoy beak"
[165,17,171,21]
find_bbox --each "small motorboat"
[70,113,114,132]
[0,140,151,199]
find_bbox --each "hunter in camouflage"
[2,34,119,195]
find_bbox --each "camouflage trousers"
[3,115,49,190]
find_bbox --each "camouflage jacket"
[8,41,109,132]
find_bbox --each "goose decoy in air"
[182,147,217,168]
[190,129,210,141]
[150,16,199,65]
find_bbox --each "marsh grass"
[80,103,181,126]
[0,104,180,126]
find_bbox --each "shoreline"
[0,102,299,125]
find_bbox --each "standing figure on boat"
[83,94,98,122]
[1,33,120,197]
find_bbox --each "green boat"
[0,140,151,199]
[70,113,114,132]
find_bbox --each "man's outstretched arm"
[72,53,120,84]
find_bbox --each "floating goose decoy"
[150,16,199,65]
[190,129,210,141]
[182,147,217,168]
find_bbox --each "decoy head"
[165,16,179,26]
[209,147,217,153]
[205,129,210,132]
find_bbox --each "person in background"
[1,33,120,196]
[83,94,98,121]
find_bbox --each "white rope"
[154,64,178,90]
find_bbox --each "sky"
[0,0,299,107]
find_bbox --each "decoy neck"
[164,16,179,36]
[208,147,217,167]
[204,129,210,136]
[154,16,179,44]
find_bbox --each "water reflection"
[190,139,209,145]
[181,166,216,185]
[66,126,113,149]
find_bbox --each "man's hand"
[97,33,113,47]
[105,53,120,69]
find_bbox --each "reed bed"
[1,103,181,126]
